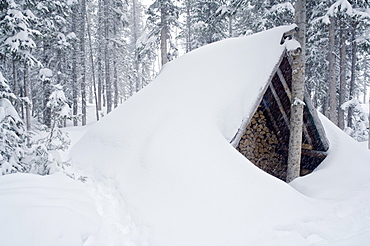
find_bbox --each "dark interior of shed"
[236,56,328,181]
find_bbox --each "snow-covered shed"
[230,34,329,181]
[72,25,334,244]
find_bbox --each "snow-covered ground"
[1,25,370,245]
[0,172,99,246]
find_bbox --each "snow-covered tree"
[0,71,26,174]
[45,84,71,151]
[147,0,179,66]
[0,70,59,175]
[311,0,369,133]
[0,0,39,65]
[341,99,369,142]
[0,0,40,120]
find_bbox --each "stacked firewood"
[237,108,286,180]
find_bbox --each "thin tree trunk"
[57,49,62,85]
[98,55,103,110]
[185,0,191,52]
[104,0,112,113]
[338,26,346,130]
[86,12,99,121]
[80,0,87,126]
[19,76,24,119]
[113,22,118,109]
[160,1,168,66]
[348,23,357,128]
[132,0,141,92]
[365,55,369,104]
[42,40,52,126]
[43,78,51,127]
[72,5,78,126]
[102,77,106,108]
[23,63,31,130]
[113,61,118,108]
[328,17,337,125]
[97,0,103,111]
[12,59,18,111]
[228,15,233,38]
[286,0,306,183]
[364,80,367,104]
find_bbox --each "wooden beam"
[262,98,285,145]
[269,83,290,129]
[279,147,327,159]
[301,149,327,159]
[277,68,313,146]
[277,68,291,99]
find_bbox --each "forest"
[0,0,369,175]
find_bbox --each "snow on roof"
[71,25,326,244]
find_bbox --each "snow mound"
[71,24,370,245]
[71,25,317,245]
[0,173,99,246]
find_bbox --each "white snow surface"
[0,172,99,246]
[72,25,308,245]
[1,25,370,245]
[70,25,370,245]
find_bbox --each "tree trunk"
[56,49,62,85]
[98,54,103,110]
[365,55,369,104]
[113,22,118,109]
[338,26,346,130]
[80,0,87,126]
[286,0,306,183]
[185,0,191,52]
[12,58,19,112]
[364,78,367,104]
[104,0,112,113]
[132,0,141,92]
[86,11,99,121]
[43,78,51,127]
[160,1,168,66]
[228,14,233,38]
[328,17,337,125]
[97,0,103,111]
[23,63,31,130]
[72,5,78,126]
[348,23,357,128]
[42,40,52,127]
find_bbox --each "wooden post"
[286,0,306,183]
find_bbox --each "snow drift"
[72,25,311,244]
[0,173,99,246]
[71,25,370,245]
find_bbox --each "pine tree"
[147,0,179,67]
[45,84,71,151]
[0,0,40,119]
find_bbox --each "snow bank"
[292,114,370,199]
[71,25,321,245]
[71,24,370,245]
[0,173,99,246]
